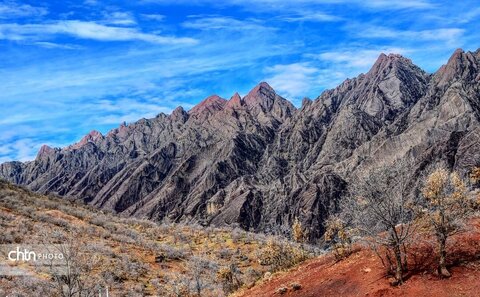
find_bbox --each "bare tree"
[418,166,475,277]
[341,160,416,285]
[188,256,219,297]
[43,232,104,297]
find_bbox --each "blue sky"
[0,0,479,162]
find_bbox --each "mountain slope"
[1,48,479,239]
[0,180,302,297]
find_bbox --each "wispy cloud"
[1,0,478,163]
[141,14,166,21]
[0,135,49,163]
[312,47,410,69]
[143,0,435,11]
[360,0,434,9]
[0,138,43,163]
[265,63,318,99]
[87,98,173,124]
[33,41,84,50]
[354,25,464,44]
[0,20,198,44]
[182,15,272,31]
[101,11,137,26]
[0,1,48,19]
[279,12,342,22]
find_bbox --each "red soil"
[239,219,480,297]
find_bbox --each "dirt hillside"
[237,219,480,297]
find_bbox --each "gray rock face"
[2,49,480,239]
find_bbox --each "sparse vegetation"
[330,162,479,287]
[217,264,242,295]
[0,181,313,296]
[292,217,307,243]
[324,215,354,260]
[258,237,310,272]
[471,166,480,184]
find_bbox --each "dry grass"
[0,181,316,296]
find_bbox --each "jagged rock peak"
[243,81,278,108]
[242,82,296,121]
[367,52,419,78]
[245,82,275,98]
[68,130,103,150]
[37,144,55,157]
[226,92,244,108]
[170,106,189,122]
[189,95,227,115]
[301,97,312,108]
[231,92,242,102]
[434,48,479,86]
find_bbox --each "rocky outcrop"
[1,49,479,240]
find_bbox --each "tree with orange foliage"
[471,167,480,183]
[420,167,475,277]
[324,216,354,260]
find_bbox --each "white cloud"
[0,1,48,19]
[264,62,350,102]
[33,41,83,50]
[0,20,198,45]
[361,0,433,9]
[141,14,166,21]
[182,15,272,31]
[102,11,137,26]
[313,47,409,68]
[264,63,319,99]
[142,0,434,11]
[355,26,464,44]
[0,138,40,162]
[280,12,342,22]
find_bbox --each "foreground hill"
[1,48,480,239]
[0,181,312,296]
[237,218,480,297]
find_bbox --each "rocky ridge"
[1,48,479,239]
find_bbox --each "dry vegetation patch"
[0,181,316,296]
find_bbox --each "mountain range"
[1,48,479,239]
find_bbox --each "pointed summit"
[68,130,104,150]
[350,52,429,120]
[245,82,275,99]
[171,106,189,123]
[242,82,295,121]
[435,48,479,87]
[189,95,227,115]
[226,92,244,109]
[368,52,416,78]
[231,92,242,102]
[243,82,277,110]
[37,144,55,158]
